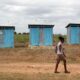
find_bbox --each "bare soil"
[0,62,80,75]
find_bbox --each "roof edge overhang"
[0,26,15,30]
[28,24,54,28]
[66,23,80,28]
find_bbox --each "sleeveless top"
[57,42,63,54]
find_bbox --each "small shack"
[28,24,54,46]
[66,23,80,44]
[0,26,15,48]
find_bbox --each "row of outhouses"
[0,23,80,48]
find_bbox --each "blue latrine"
[0,26,15,48]
[28,24,54,46]
[66,23,80,44]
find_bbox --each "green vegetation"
[54,34,67,44]
[14,34,29,43]
[14,34,67,44]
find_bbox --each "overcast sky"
[0,0,80,34]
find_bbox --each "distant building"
[28,24,54,46]
[66,23,80,44]
[0,26,15,48]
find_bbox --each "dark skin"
[54,40,70,73]
[60,44,66,57]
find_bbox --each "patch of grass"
[14,34,29,47]
[54,35,67,44]
[14,34,67,44]
[14,34,29,43]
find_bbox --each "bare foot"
[64,71,70,73]
[54,71,60,73]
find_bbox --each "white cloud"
[0,0,80,34]
[4,5,26,12]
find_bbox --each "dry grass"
[0,45,80,80]
[0,45,80,63]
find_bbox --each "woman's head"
[59,36,64,43]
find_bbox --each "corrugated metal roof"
[0,26,15,30]
[28,24,54,28]
[66,23,80,28]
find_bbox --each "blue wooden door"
[9,29,14,47]
[67,27,71,44]
[43,28,53,46]
[0,30,4,48]
[4,29,14,48]
[30,28,40,46]
[71,27,79,44]
[39,28,44,45]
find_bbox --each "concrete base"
[28,45,54,49]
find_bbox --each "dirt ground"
[0,45,80,79]
[0,62,80,75]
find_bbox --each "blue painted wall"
[70,27,80,44]
[30,28,40,46]
[29,25,54,46]
[43,28,53,45]
[0,27,15,48]
[67,24,80,44]
[67,26,71,44]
